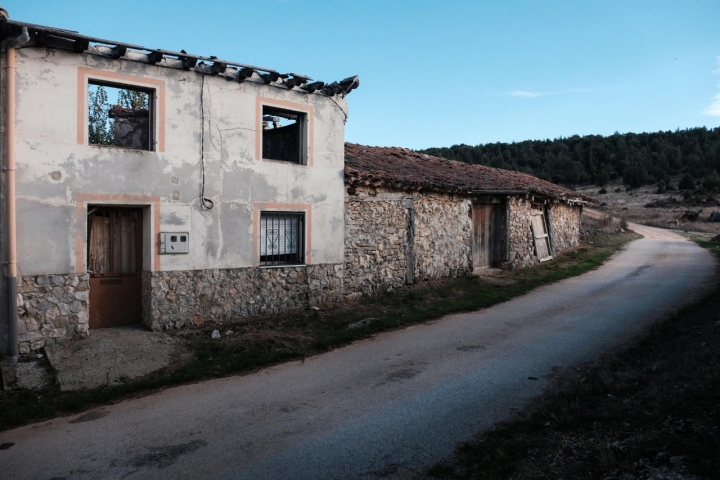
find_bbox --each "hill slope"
[420,127,720,190]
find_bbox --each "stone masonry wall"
[344,187,409,298]
[145,264,343,331]
[344,187,474,295]
[12,193,582,351]
[505,197,583,269]
[505,197,538,269]
[16,273,90,353]
[548,202,581,253]
[413,193,472,281]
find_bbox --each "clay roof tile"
[344,143,597,204]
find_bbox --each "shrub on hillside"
[679,174,695,191]
[703,170,720,191]
[623,164,649,188]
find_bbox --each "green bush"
[679,174,695,190]
[703,170,720,191]
[623,164,649,189]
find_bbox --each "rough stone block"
[74,290,89,302]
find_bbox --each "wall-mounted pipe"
[6,27,31,364]
[11,26,30,47]
[5,46,18,363]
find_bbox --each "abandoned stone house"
[0,17,593,359]
[343,144,594,296]
[0,18,357,358]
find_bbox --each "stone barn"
[342,144,596,297]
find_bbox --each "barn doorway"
[87,207,144,329]
[472,202,507,270]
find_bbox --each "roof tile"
[344,143,596,204]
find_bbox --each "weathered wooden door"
[530,210,553,262]
[472,203,507,269]
[88,207,143,329]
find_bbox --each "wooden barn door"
[88,207,143,329]
[472,203,507,269]
[530,210,553,262]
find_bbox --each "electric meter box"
[160,232,190,254]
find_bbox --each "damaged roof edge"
[344,143,599,206]
[0,19,359,98]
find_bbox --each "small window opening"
[88,81,152,150]
[262,106,306,164]
[259,212,305,266]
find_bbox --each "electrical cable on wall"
[322,93,349,124]
[199,75,214,210]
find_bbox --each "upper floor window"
[88,81,153,150]
[262,105,307,164]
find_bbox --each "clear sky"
[5,0,720,149]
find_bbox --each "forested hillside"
[420,127,720,190]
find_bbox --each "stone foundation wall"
[344,187,409,297]
[12,192,582,351]
[146,264,343,331]
[548,203,581,252]
[413,194,472,280]
[16,274,90,353]
[344,187,474,294]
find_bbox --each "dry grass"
[428,241,720,480]
[577,178,720,235]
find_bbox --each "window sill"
[260,157,307,166]
[88,143,155,153]
[259,264,307,269]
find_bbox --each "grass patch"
[0,231,639,432]
[696,239,720,256]
[428,238,720,480]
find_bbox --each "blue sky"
[5,0,720,149]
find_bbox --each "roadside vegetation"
[577,178,720,238]
[427,238,720,480]
[0,221,637,432]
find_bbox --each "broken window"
[259,212,305,266]
[262,106,306,164]
[88,81,152,150]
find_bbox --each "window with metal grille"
[259,212,305,266]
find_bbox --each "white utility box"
[160,232,190,254]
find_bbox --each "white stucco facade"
[13,47,347,276]
[1,33,353,352]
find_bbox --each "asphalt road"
[1,223,716,480]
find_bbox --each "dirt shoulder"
[428,240,720,480]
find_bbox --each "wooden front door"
[472,203,507,269]
[88,207,143,329]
